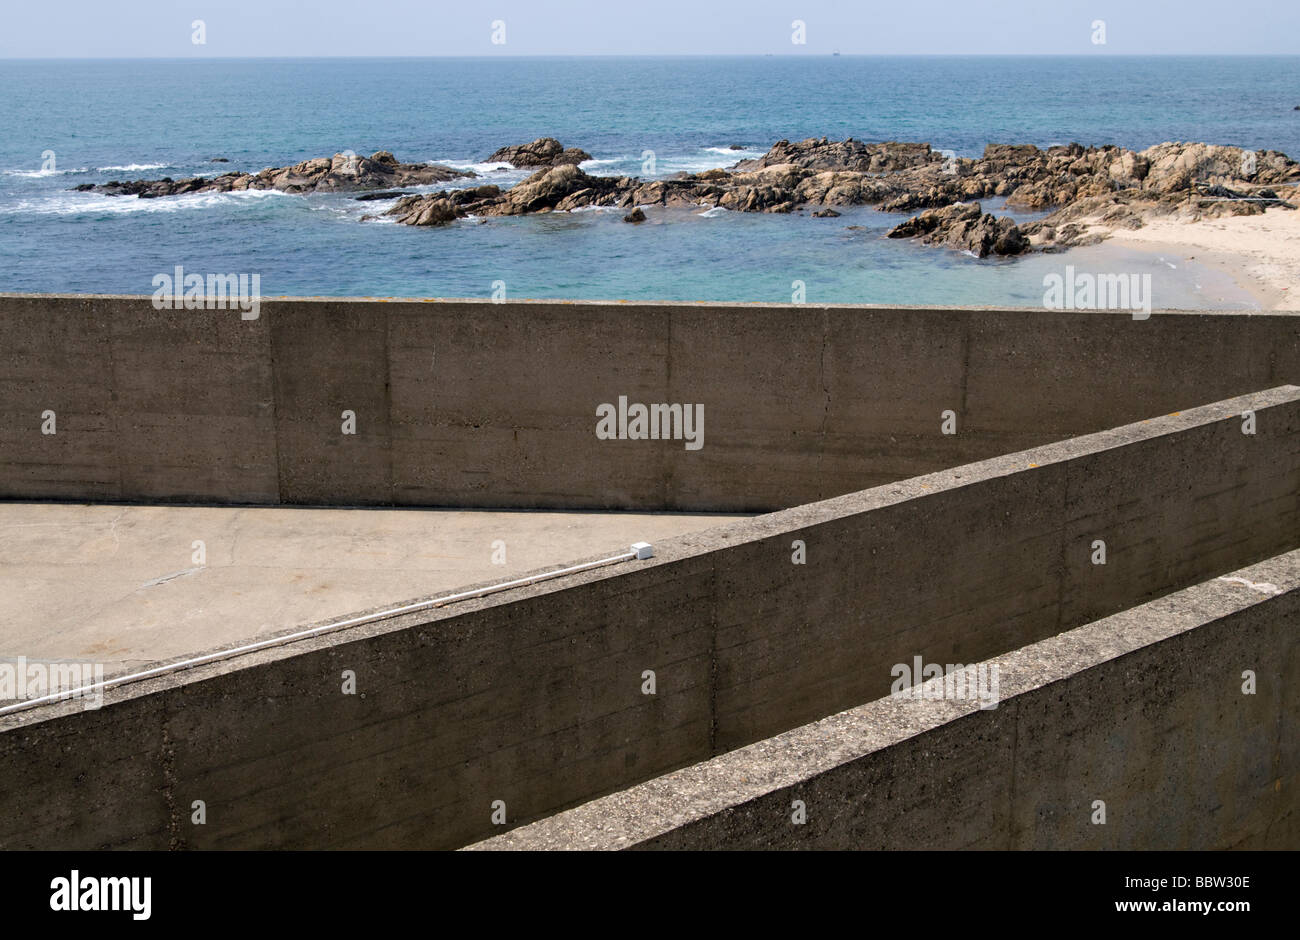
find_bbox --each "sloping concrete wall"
[2,388,1296,850]
[471,549,1300,851]
[2,294,1297,511]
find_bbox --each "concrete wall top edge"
[466,546,1300,851]
[2,292,1298,316]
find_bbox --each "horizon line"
[4,52,1300,61]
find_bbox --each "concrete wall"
[2,294,1298,511]
[474,549,1300,851]
[2,388,1296,850]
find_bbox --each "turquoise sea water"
[1,56,1298,305]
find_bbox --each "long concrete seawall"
[2,388,1296,850]
[473,549,1300,851]
[2,294,1298,511]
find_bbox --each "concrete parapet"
[1,388,1297,849]
[2,294,1297,511]
[472,549,1300,850]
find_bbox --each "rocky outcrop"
[887,141,1300,254]
[731,137,940,174]
[623,207,646,223]
[385,165,635,225]
[887,202,1028,257]
[74,151,473,197]
[486,138,592,168]
[383,137,1299,257]
[127,136,1293,263]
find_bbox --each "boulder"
[887,202,1028,258]
[407,199,458,226]
[733,137,939,174]
[486,138,592,168]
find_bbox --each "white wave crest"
[2,167,90,178]
[430,159,515,174]
[97,163,170,172]
[1,187,293,217]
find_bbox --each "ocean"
[2,55,1298,306]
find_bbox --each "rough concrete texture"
[1,388,1297,850]
[470,549,1299,850]
[2,294,1297,511]
[0,503,747,677]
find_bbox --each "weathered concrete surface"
[1,388,1297,850]
[0,503,747,677]
[2,294,1298,511]
[471,550,1300,850]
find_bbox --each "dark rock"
[486,138,592,168]
[728,144,745,150]
[389,197,458,226]
[354,190,414,201]
[623,207,646,223]
[732,137,940,174]
[74,151,473,197]
[887,202,1029,258]
[383,165,631,224]
[210,157,229,163]
[812,208,841,217]
[888,201,982,239]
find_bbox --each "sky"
[1,0,1297,57]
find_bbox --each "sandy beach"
[1100,202,1300,311]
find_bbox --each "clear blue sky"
[2,0,1296,57]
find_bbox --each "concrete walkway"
[0,502,748,676]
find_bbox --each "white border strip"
[0,544,653,718]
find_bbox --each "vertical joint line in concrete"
[269,304,288,506]
[816,308,831,499]
[664,307,674,508]
[1054,459,1070,636]
[1007,698,1020,849]
[103,303,126,499]
[160,706,183,849]
[708,556,719,756]
[958,310,972,420]
[383,305,395,505]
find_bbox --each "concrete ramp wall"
[1,294,1298,512]
[473,549,1300,851]
[1,388,1297,850]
